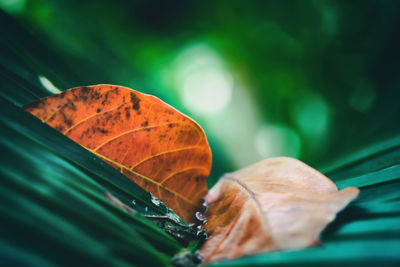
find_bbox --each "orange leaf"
[24,84,212,222]
[200,157,359,263]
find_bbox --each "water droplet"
[175,233,184,239]
[131,199,136,205]
[150,194,162,206]
[195,211,205,221]
[196,229,206,238]
[166,211,181,223]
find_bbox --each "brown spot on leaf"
[130,92,140,110]
[105,113,113,121]
[65,119,73,127]
[79,86,90,102]
[98,128,108,134]
[55,125,64,132]
[114,111,121,120]
[125,107,131,119]
[79,128,90,139]
[68,101,77,111]
[101,91,110,105]
[165,109,174,115]
[23,100,41,110]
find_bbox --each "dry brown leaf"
[24,85,212,222]
[200,157,359,263]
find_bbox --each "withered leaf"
[24,85,212,222]
[200,157,359,263]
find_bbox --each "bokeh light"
[255,124,301,159]
[0,0,25,14]
[348,79,377,113]
[38,75,61,94]
[292,92,329,141]
[170,44,233,115]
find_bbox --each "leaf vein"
[161,166,209,184]
[90,150,196,205]
[130,146,206,170]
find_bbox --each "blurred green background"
[1,0,400,184]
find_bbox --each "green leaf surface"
[205,240,400,267]
[322,136,400,179]
[336,164,400,189]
